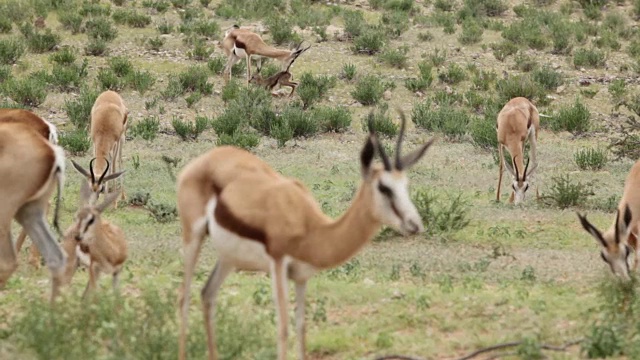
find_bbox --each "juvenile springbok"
[69,184,127,297]
[578,160,640,280]
[1,109,59,268]
[91,90,128,206]
[176,112,435,360]
[249,44,311,97]
[221,26,311,84]
[496,97,540,204]
[0,122,66,302]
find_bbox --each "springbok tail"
[52,146,66,235]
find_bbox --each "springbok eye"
[524,184,530,192]
[86,216,95,228]
[378,183,393,198]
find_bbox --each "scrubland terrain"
[2,0,640,359]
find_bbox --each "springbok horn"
[89,158,96,185]
[395,110,407,170]
[98,158,110,185]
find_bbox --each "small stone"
[391,290,405,299]
[383,90,392,100]
[556,85,565,94]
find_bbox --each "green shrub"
[171,116,208,140]
[171,0,191,8]
[3,76,47,107]
[412,103,471,140]
[343,9,365,37]
[217,130,260,149]
[434,0,454,11]
[177,65,213,94]
[573,48,606,68]
[131,116,161,141]
[532,66,563,91]
[353,28,385,55]
[49,60,89,92]
[363,105,398,137]
[266,15,299,45]
[80,1,111,16]
[63,88,99,129]
[352,75,384,105]
[58,128,91,155]
[0,38,25,65]
[542,174,592,209]
[127,70,155,95]
[85,17,118,42]
[207,56,226,75]
[157,21,174,35]
[313,106,352,132]
[496,75,542,103]
[413,189,470,236]
[85,39,109,56]
[342,63,357,81]
[25,29,60,53]
[280,104,319,138]
[438,63,466,85]
[429,47,447,66]
[378,46,408,68]
[458,18,483,45]
[574,147,608,170]
[108,56,133,77]
[549,97,590,133]
[58,10,83,34]
[0,18,12,34]
[0,65,11,83]
[297,72,336,109]
[127,11,152,28]
[49,47,76,66]
[492,41,518,61]
[192,20,220,38]
[216,0,285,20]
[405,61,433,92]
[212,107,245,136]
[380,10,410,38]
[514,53,538,72]
[468,117,498,149]
[270,118,294,147]
[97,68,124,91]
[608,78,626,102]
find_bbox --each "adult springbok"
[0,122,66,302]
[176,112,435,360]
[1,109,59,268]
[578,160,640,280]
[70,158,125,206]
[221,25,311,84]
[91,90,128,207]
[496,97,540,204]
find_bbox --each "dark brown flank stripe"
[235,39,246,49]
[214,198,268,247]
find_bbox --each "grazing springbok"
[176,112,435,360]
[578,160,640,280]
[496,97,540,204]
[70,158,126,206]
[67,183,127,297]
[91,90,128,207]
[221,25,311,84]
[1,109,59,268]
[249,43,311,97]
[0,122,66,302]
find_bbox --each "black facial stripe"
[378,183,394,198]
[600,252,608,264]
[84,216,95,233]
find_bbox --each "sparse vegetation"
[574,147,608,170]
[352,75,384,105]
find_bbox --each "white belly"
[232,45,247,58]
[205,198,318,280]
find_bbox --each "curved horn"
[366,111,392,171]
[513,155,520,180]
[395,109,407,170]
[89,158,96,185]
[523,157,530,181]
[98,158,110,185]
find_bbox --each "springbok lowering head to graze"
[0,122,66,302]
[176,111,435,360]
[70,158,126,206]
[91,90,128,207]
[1,109,59,269]
[249,43,311,97]
[221,25,311,84]
[578,160,640,281]
[496,97,540,204]
[68,183,127,298]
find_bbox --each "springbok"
[496,97,540,204]
[221,25,311,84]
[91,90,128,207]
[578,160,640,280]
[249,43,311,97]
[1,109,59,268]
[176,111,435,360]
[70,158,126,206]
[0,122,66,302]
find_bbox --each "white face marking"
[373,172,424,235]
[601,246,631,280]
[512,180,530,205]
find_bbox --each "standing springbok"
[91,90,128,207]
[578,160,640,280]
[0,122,66,302]
[221,26,311,84]
[1,109,59,268]
[68,183,127,297]
[496,97,540,204]
[176,112,435,360]
[249,43,311,97]
[70,158,125,205]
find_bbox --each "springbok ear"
[577,212,607,248]
[360,135,375,178]
[96,191,120,213]
[71,160,90,179]
[399,139,435,169]
[101,170,126,183]
[504,158,516,178]
[615,204,633,244]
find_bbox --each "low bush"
[58,128,91,155]
[574,147,608,170]
[573,48,606,68]
[352,75,384,105]
[131,116,161,141]
[413,189,470,236]
[363,105,398,137]
[64,88,100,129]
[2,76,48,107]
[542,174,593,209]
[549,97,590,133]
[171,116,208,140]
[0,38,25,65]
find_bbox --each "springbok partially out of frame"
[176,111,435,360]
[496,97,540,204]
[0,122,66,302]
[578,160,640,280]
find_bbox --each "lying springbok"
[66,183,127,297]
[176,111,435,360]
[496,97,540,204]
[578,160,640,280]
[91,90,128,207]
[0,122,66,302]
[221,25,311,84]
[1,109,59,268]
[249,43,311,97]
